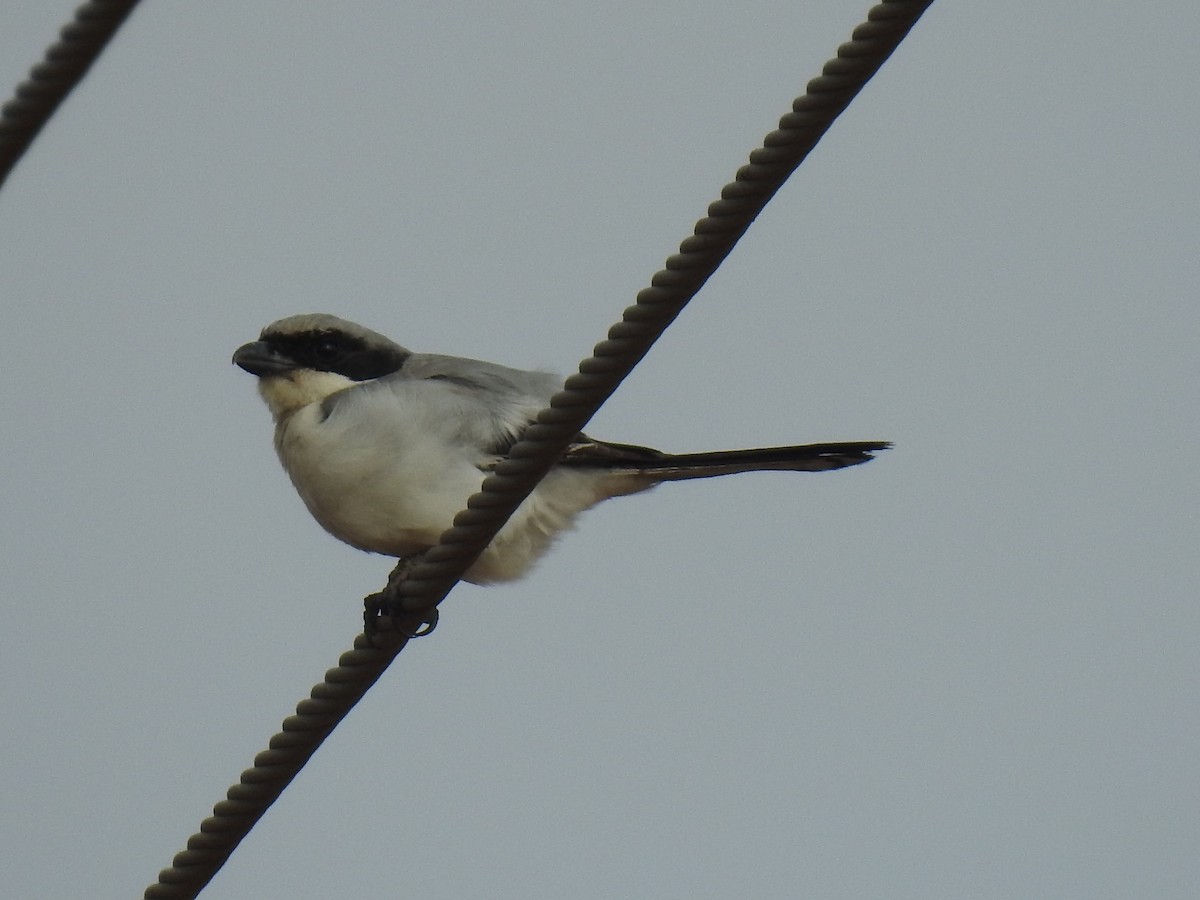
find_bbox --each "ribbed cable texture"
[0,0,142,190]
[136,1,935,896]
[397,0,935,615]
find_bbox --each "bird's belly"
[272,405,655,583]
[275,408,484,558]
[464,468,654,584]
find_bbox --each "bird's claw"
[362,559,439,645]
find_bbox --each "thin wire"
[0,0,142,191]
[144,1,935,896]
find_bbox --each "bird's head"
[233,314,410,421]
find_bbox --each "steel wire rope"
[132,1,935,896]
[392,0,934,619]
[0,0,142,190]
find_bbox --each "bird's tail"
[561,439,890,480]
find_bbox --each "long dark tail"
[560,439,890,480]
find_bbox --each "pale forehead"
[261,314,394,348]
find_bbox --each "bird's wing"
[399,353,562,399]
[326,353,563,455]
[558,437,667,467]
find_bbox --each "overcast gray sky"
[1,2,1197,898]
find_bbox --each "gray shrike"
[234,314,888,585]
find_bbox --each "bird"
[233,313,889,587]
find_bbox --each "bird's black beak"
[233,341,296,377]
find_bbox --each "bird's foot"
[363,558,440,645]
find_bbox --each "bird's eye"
[311,337,343,364]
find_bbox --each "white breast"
[264,372,656,584]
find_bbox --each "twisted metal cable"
[0,0,142,190]
[396,0,935,614]
[145,2,934,896]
